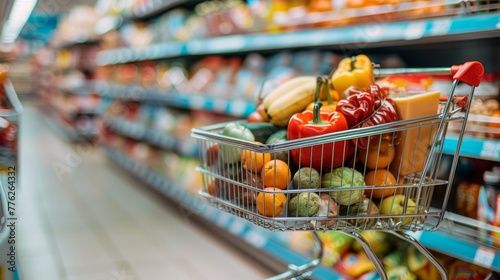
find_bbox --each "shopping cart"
[191,61,484,279]
[0,73,23,280]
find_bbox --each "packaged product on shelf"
[138,103,154,127]
[209,57,243,98]
[151,107,177,134]
[116,64,139,85]
[167,62,191,92]
[153,9,189,43]
[155,62,172,91]
[181,159,204,194]
[335,251,376,278]
[138,61,156,88]
[447,259,492,280]
[477,170,500,244]
[195,0,244,37]
[119,22,153,48]
[124,102,141,122]
[455,182,481,219]
[488,109,500,139]
[235,53,266,100]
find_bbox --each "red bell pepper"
[336,87,377,128]
[357,95,399,149]
[337,84,399,149]
[288,77,351,171]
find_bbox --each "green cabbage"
[321,167,365,206]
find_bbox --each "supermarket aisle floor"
[17,103,272,280]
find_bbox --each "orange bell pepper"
[305,78,337,113]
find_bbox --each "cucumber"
[265,129,287,144]
[244,122,282,143]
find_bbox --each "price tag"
[190,95,205,110]
[186,40,204,54]
[213,99,228,113]
[430,19,452,36]
[404,22,427,40]
[473,247,495,268]
[205,206,217,219]
[480,140,500,160]
[229,100,250,117]
[406,231,423,241]
[244,230,268,248]
[228,219,246,236]
[216,212,231,227]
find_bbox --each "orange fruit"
[241,143,271,173]
[207,180,217,196]
[261,159,292,190]
[360,139,395,169]
[364,169,397,199]
[257,187,287,217]
[206,144,219,166]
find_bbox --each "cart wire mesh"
[191,62,484,233]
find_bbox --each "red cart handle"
[439,95,468,109]
[450,61,484,87]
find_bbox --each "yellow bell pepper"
[330,54,373,99]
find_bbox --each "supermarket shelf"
[127,0,192,20]
[48,115,98,142]
[104,116,198,157]
[408,213,500,272]
[102,145,353,280]
[95,82,256,117]
[97,13,500,66]
[443,134,500,162]
[59,80,98,95]
[56,38,100,50]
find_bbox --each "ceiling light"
[0,0,38,43]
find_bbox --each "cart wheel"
[266,232,323,280]
[385,231,448,279]
[346,231,388,280]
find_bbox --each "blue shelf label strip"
[444,135,500,161]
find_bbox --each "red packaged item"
[448,260,491,280]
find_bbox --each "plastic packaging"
[477,170,500,244]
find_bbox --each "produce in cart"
[287,77,352,170]
[321,167,365,206]
[192,60,485,279]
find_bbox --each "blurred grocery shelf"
[96,82,256,117]
[104,116,182,154]
[409,213,500,272]
[58,81,97,96]
[97,13,500,66]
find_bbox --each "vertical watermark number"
[6,166,16,273]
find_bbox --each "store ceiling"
[34,0,98,13]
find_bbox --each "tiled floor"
[17,103,272,279]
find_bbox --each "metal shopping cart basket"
[191,61,484,279]
[0,73,23,280]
